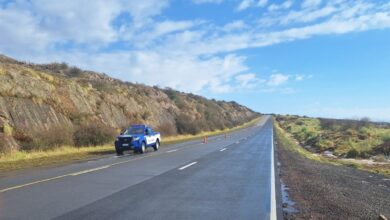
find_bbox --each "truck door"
[145,128,154,145]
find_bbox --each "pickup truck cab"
[114,124,161,155]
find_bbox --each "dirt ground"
[276,136,390,220]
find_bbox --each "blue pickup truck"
[114,124,161,155]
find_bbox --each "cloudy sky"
[1,0,390,121]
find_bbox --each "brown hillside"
[0,55,259,152]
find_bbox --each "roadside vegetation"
[0,117,262,172]
[274,116,390,176]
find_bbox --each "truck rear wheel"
[153,140,160,151]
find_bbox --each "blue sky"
[1,0,390,121]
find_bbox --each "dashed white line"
[220,148,227,152]
[178,162,198,170]
[70,165,111,176]
[166,149,178,153]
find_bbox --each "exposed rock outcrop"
[0,55,259,152]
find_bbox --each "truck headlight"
[133,137,140,141]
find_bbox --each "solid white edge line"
[178,162,197,170]
[270,123,277,220]
[220,148,227,152]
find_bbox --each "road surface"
[0,116,278,220]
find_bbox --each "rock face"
[0,55,259,152]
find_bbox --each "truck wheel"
[153,140,160,151]
[116,149,123,156]
[140,142,146,154]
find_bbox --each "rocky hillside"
[0,55,259,153]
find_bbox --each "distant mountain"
[0,55,259,152]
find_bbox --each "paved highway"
[0,116,278,220]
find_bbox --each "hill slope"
[0,55,259,153]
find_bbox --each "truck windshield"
[125,127,145,135]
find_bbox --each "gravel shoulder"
[276,130,390,219]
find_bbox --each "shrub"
[15,126,74,151]
[156,122,177,136]
[381,134,390,143]
[142,111,151,120]
[359,151,370,159]
[73,124,116,147]
[67,67,82,77]
[43,62,68,73]
[3,123,13,136]
[13,129,34,150]
[346,148,359,158]
[34,126,74,150]
[175,114,201,135]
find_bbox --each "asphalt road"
[0,116,277,220]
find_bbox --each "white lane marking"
[235,141,240,144]
[0,154,155,193]
[70,165,111,176]
[270,124,277,220]
[166,149,178,153]
[178,162,197,170]
[220,148,227,152]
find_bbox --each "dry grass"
[0,145,114,172]
[0,117,262,172]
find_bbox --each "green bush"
[346,148,359,158]
[359,151,370,159]
[73,124,116,147]
[381,134,390,142]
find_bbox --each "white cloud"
[268,0,293,11]
[280,6,337,25]
[237,0,268,11]
[0,0,170,49]
[301,0,322,9]
[235,73,262,88]
[222,20,248,32]
[295,75,304,81]
[267,74,289,86]
[237,0,253,11]
[258,0,268,7]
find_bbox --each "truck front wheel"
[139,142,146,154]
[116,148,123,156]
